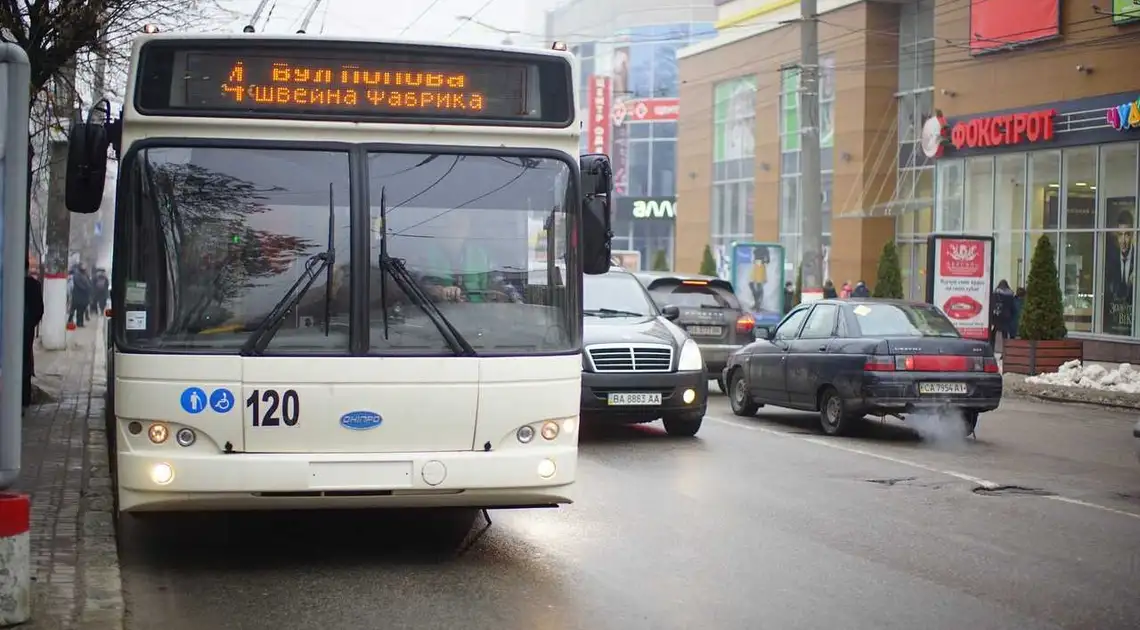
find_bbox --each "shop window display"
[965,157,994,232]
[1028,151,1061,230]
[1097,143,1137,335]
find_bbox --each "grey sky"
[223,0,560,47]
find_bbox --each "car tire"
[961,410,979,436]
[663,414,703,437]
[818,387,855,436]
[716,377,728,394]
[728,369,761,417]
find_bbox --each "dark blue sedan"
[722,299,1003,436]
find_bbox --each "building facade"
[676,0,900,285]
[676,0,1140,354]
[925,0,1140,356]
[546,0,718,268]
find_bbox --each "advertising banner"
[969,0,1060,54]
[612,97,679,124]
[925,234,994,340]
[1112,0,1140,25]
[611,41,630,195]
[586,75,611,157]
[730,242,786,327]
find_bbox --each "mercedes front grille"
[586,344,673,373]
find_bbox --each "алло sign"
[949,109,1056,150]
[1106,96,1140,131]
[617,196,677,221]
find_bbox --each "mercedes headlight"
[677,339,704,372]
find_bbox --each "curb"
[1002,373,1140,411]
[78,321,124,630]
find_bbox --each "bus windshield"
[117,146,576,356]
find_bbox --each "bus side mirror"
[65,106,113,215]
[580,153,612,275]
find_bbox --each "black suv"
[634,272,753,393]
[580,268,708,437]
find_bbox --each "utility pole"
[798,0,823,301]
[40,59,77,350]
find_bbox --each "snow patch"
[1025,360,1140,393]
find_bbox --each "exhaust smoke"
[905,407,973,450]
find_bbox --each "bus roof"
[128,32,576,62]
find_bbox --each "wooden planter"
[1002,339,1083,376]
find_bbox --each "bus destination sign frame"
[134,40,575,128]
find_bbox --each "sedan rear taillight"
[870,355,998,372]
[864,357,895,371]
[735,314,755,335]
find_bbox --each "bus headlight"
[516,425,535,443]
[175,428,196,447]
[540,421,560,440]
[148,423,169,444]
[562,417,578,436]
[150,462,175,485]
[677,340,704,371]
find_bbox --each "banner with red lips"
[926,235,994,340]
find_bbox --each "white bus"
[65,33,614,518]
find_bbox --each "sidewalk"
[10,318,123,629]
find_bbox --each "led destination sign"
[136,42,573,125]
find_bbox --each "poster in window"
[1102,197,1136,335]
[1112,0,1140,25]
[730,243,786,326]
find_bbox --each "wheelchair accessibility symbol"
[209,388,235,413]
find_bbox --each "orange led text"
[219,61,485,112]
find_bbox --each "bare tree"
[1,0,241,267]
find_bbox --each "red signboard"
[969,0,1060,54]
[612,97,679,124]
[949,109,1056,150]
[587,75,611,155]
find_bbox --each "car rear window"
[648,281,741,310]
[850,303,960,337]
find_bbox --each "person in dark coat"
[851,281,871,298]
[822,280,838,298]
[1010,287,1026,339]
[990,279,1016,348]
[70,264,91,327]
[24,265,45,408]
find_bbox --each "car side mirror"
[661,305,680,321]
[580,153,613,275]
[753,325,772,341]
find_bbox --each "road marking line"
[707,416,1000,488]
[1043,495,1140,521]
[708,416,1140,520]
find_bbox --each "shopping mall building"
[675,0,1140,353]
[546,0,719,267]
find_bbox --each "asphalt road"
[119,393,1140,630]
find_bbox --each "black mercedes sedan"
[580,267,709,437]
[722,298,1002,436]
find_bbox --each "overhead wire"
[399,0,443,37]
[448,0,496,39]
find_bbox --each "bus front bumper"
[117,447,577,512]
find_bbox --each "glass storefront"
[571,23,715,269]
[935,141,1140,338]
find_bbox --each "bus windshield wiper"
[376,186,475,357]
[240,186,336,356]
